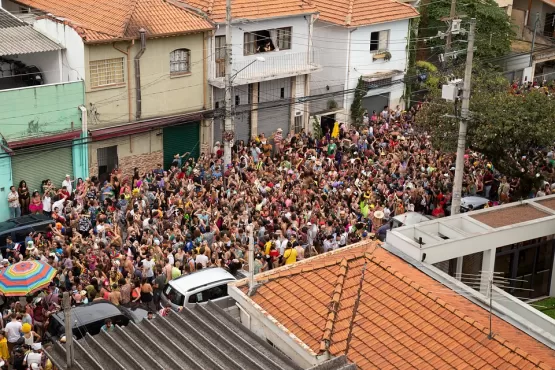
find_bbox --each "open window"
[370,30,389,53]
[244,27,292,55]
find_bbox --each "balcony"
[209,50,321,88]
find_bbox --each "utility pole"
[530,12,540,67]
[445,0,457,54]
[62,292,75,369]
[451,18,476,216]
[223,0,233,167]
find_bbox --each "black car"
[46,301,149,341]
[0,214,55,246]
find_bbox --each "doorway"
[97,146,118,184]
[320,114,335,136]
[544,13,555,38]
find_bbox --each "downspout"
[78,105,89,179]
[344,28,357,125]
[135,28,147,120]
[112,41,134,122]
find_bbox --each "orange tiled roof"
[179,0,318,23]
[313,0,419,26]
[240,243,555,370]
[14,0,213,43]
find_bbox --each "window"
[244,27,292,55]
[89,58,124,88]
[370,30,389,52]
[294,114,303,133]
[280,87,285,99]
[276,27,292,50]
[215,36,226,77]
[235,95,241,105]
[188,284,228,303]
[170,49,190,74]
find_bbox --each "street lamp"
[223,56,265,166]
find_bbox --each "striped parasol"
[0,261,57,296]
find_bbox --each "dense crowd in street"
[2,102,554,369]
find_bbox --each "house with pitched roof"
[180,0,322,144]
[308,0,419,130]
[3,0,214,180]
[229,242,555,369]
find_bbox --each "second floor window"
[170,49,190,74]
[89,58,124,88]
[215,36,226,77]
[370,30,389,52]
[244,27,292,55]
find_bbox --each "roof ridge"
[345,0,354,25]
[368,255,551,369]
[319,258,349,354]
[121,0,141,38]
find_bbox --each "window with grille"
[370,30,389,52]
[277,27,292,50]
[215,36,226,77]
[294,114,303,133]
[89,58,124,88]
[170,49,190,74]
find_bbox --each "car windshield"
[164,285,184,306]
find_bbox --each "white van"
[160,267,240,311]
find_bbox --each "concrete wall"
[88,131,163,178]
[0,148,12,221]
[16,50,61,84]
[0,81,85,142]
[85,32,207,128]
[33,18,86,82]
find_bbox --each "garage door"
[11,146,73,194]
[362,93,390,116]
[258,78,291,138]
[163,122,200,168]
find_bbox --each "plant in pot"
[373,50,392,61]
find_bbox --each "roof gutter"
[135,28,147,120]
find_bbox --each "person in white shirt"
[195,251,208,268]
[42,194,52,215]
[62,175,74,194]
[5,313,22,352]
[141,255,155,282]
[24,342,43,368]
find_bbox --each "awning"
[0,26,64,56]
[8,130,81,150]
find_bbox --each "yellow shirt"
[0,337,9,361]
[283,248,297,265]
[264,241,272,256]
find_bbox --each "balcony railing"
[210,50,321,88]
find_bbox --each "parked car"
[161,267,240,311]
[45,301,147,341]
[0,214,55,246]
[446,196,489,215]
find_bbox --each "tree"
[415,66,555,191]
[418,0,514,61]
[351,77,366,127]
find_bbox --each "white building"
[185,0,322,145]
[309,0,419,129]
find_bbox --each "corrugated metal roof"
[0,26,64,56]
[0,9,63,56]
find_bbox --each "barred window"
[170,49,190,74]
[89,58,124,88]
[276,27,292,50]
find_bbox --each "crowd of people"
[2,102,552,369]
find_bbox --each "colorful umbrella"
[0,261,57,296]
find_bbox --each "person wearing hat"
[62,174,74,194]
[21,323,40,346]
[23,342,42,369]
[272,128,283,155]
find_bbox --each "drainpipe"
[79,105,87,135]
[135,28,147,120]
[344,28,357,125]
[112,41,133,122]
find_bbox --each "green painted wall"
[0,147,12,221]
[0,81,85,142]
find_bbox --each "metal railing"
[212,50,320,83]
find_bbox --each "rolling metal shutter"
[362,93,390,116]
[214,87,250,145]
[257,78,291,138]
[11,146,73,194]
[163,122,200,169]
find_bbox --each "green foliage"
[313,116,323,139]
[416,60,438,72]
[415,66,555,183]
[419,0,515,61]
[350,77,366,126]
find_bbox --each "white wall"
[16,50,60,84]
[311,19,411,121]
[33,18,85,82]
[214,15,311,67]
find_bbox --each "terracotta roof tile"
[312,0,419,26]
[15,0,212,43]
[240,242,555,370]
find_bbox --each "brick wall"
[88,151,163,179]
